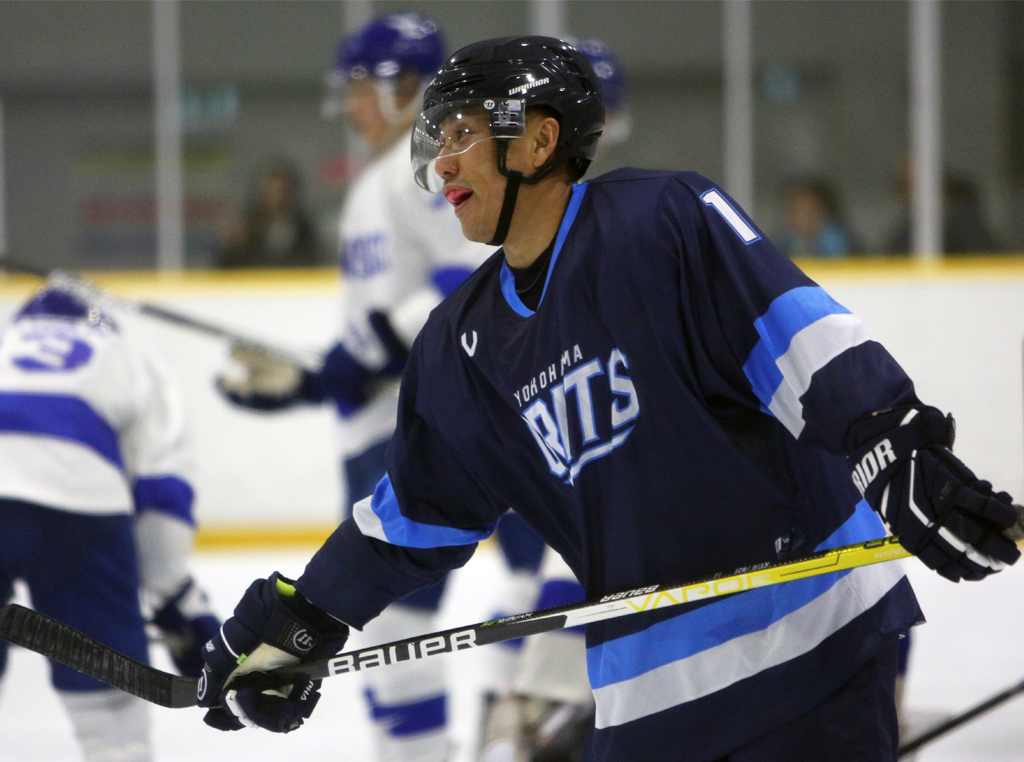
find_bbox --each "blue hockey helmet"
[571,39,627,112]
[570,38,631,144]
[324,13,446,122]
[16,286,116,330]
[334,13,445,82]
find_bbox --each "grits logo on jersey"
[516,345,640,482]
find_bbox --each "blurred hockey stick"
[0,535,915,708]
[898,675,1024,756]
[0,257,321,370]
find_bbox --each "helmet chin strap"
[488,140,563,247]
[488,141,522,246]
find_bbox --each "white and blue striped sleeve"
[679,175,919,453]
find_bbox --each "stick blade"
[0,604,199,708]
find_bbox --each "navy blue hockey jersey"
[298,169,923,761]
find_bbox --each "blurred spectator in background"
[217,159,324,268]
[942,176,1000,254]
[0,286,219,762]
[886,160,1000,255]
[774,177,857,259]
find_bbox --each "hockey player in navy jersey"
[198,37,1021,761]
[0,286,219,762]
[475,37,629,762]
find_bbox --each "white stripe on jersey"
[591,560,906,728]
[767,313,870,438]
[352,494,388,543]
[0,434,132,514]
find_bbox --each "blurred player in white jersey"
[0,286,218,762]
[217,13,509,762]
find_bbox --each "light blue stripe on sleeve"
[742,287,869,436]
[586,500,887,690]
[743,286,852,408]
[753,287,852,361]
[353,473,497,548]
[742,341,783,416]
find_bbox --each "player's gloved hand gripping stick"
[848,405,1021,581]
[195,572,350,733]
[2,403,1021,730]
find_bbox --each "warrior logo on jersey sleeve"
[516,346,640,482]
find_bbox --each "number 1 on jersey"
[701,190,760,244]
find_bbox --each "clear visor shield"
[411,99,526,192]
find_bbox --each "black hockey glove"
[197,572,349,733]
[150,576,221,678]
[313,311,409,417]
[848,405,1021,582]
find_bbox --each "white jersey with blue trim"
[0,310,194,521]
[333,130,493,456]
[298,168,923,760]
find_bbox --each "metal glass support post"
[153,0,185,271]
[530,0,566,39]
[723,0,755,214]
[0,97,7,258]
[909,0,942,261]
[344,0,373,36]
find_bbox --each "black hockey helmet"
[411,36,605,244]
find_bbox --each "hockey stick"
[0,602,199,708]
[0,536,912,708]
[897,675,1024,757]
[0,257,321,370]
